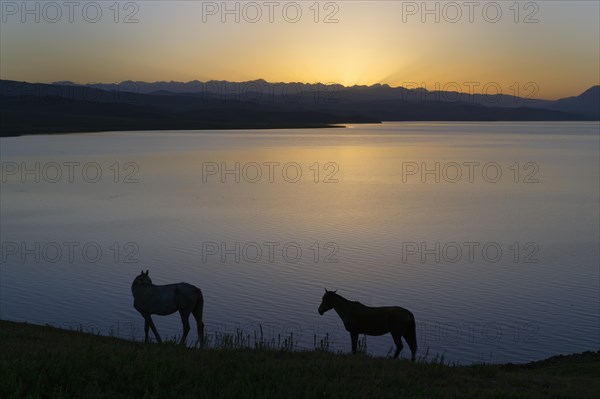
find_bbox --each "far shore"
[0,122,350,138]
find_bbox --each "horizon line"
[1,77,598,101]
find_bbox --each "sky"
[1,0,599,99]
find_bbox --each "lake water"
[1,122,598,364]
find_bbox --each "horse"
[318,289,417,361]
[131,270,204,347]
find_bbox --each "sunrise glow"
[1,1,598,99]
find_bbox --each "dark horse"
[131,270,204,347]
[318,289,417,361]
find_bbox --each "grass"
[1,320,598,399]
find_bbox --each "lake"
[1,122,598,364]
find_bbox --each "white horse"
[131,270,204,347]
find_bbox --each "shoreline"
[4,120,600,138]
[0,123,349,138]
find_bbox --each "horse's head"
[133,270,152,286]
[318,288,337,315]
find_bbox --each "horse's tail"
[406,311,418,362]
[193,287,205,348]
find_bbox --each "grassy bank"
[1,320,598,399]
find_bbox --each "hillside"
[1,320,598,399]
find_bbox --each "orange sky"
[1,1,598,99]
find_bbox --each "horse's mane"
[331,292,364,306]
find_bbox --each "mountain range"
[1,79,598,136]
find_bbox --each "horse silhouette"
[318,289,417,361]
[131,270,204,347]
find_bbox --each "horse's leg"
[197,319,205,348]
[391,330,404,359]
[144,319,150,343]
[350,332,359,354]
[192,306,205,349]
[179,310,191,345]
[146,315,162,343]
[405,328,418,362]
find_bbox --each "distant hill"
[531,86,599,119]
[53,79,598,119]
[0,80,377,136]
[1,79,597,136]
